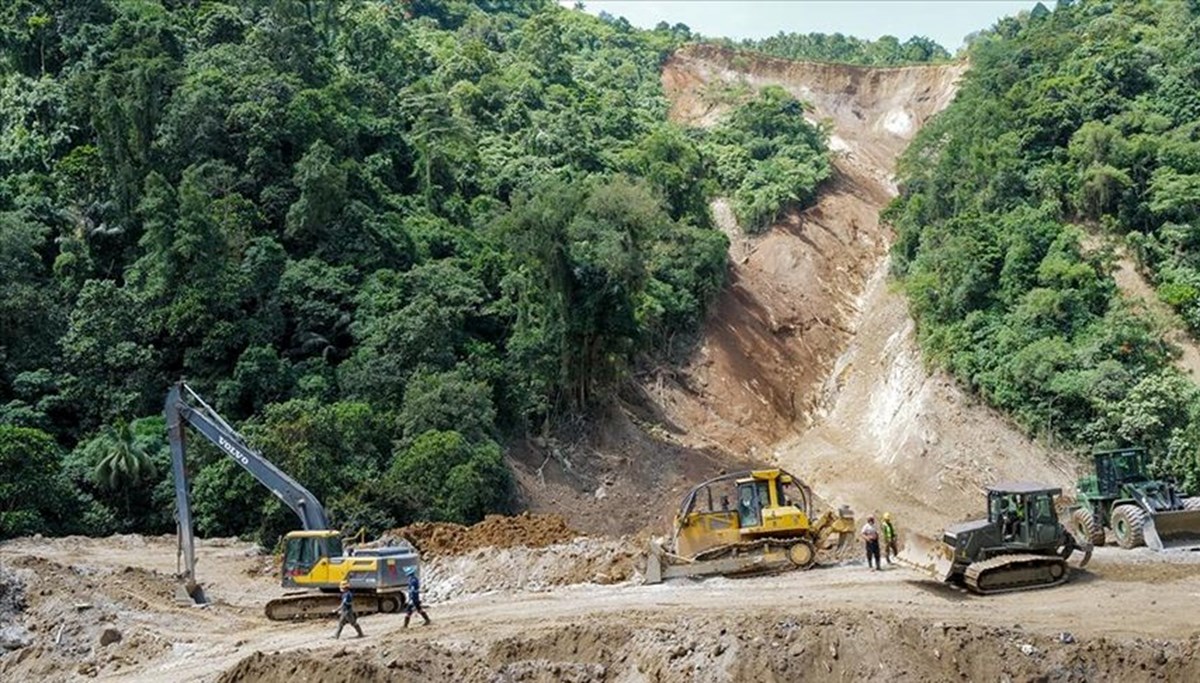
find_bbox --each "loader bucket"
[1143,509,1200,551]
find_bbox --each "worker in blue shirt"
[403,566,431,627]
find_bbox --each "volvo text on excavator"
[167,381,418,620]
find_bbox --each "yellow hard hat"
[339,581,350,589]
[883,512,892,521]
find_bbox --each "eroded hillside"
[648,45,1074,536]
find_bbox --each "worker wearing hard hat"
[882,513,899,564]
[403,565,432,627]
[333,580,364,639]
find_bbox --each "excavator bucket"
[1143,509,1200,551]
[174,579,207,606]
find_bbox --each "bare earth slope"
[653,45,1075,537]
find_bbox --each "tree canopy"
[888,0,1200,489]
[0,0,829,540]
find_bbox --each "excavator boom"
[166,381,331,605]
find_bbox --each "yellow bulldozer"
[645,469,855,583]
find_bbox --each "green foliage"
[890,0,1200,486]
[387,430,511,524]
[0,0,834,538]
[64,415,171,533]
[92,419,154,490]
[725,32,950,66]
[0,425,66,537]
[699,87,831,233]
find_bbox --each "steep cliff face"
[651,46,1075,535]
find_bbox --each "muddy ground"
[3,532,1200,682]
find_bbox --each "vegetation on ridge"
[889,0,1200,489]
[0,0,830,541]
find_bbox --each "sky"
[570,1,1038,52]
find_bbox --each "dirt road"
[3,535,1200,682]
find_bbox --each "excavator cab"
[281,531,344,584]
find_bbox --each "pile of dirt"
[0,555,175,680]
[0,567,30,655]
[217,610,1200,683]
[382,513,582,558]
[422,537,644,601]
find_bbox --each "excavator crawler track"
[264,590,406,621]
[963,554,1069,595]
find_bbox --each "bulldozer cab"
[987,484,1062,548]
[672,469,814,558]
[736,475,802,527]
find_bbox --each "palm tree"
[93,420,155,518]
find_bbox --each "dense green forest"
[729,31,950,66]
[0,0,832,541]
[889,0,1200,488]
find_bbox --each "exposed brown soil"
[217,610,1200,683]
[506,403,758,537]
[383,513,580,557]
[650,44,1077,544]
[5,533,1200,682]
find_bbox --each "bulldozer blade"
[1144,509,1200,551]
[895,532,955,583]
[645,541,665,584]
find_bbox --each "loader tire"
[1183,497,1200,511]
[1070,507,1106,547]
[1111,505,1147,549]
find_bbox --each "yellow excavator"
[166,381,417,620]
[646,469,855,583]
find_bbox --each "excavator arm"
[166,381,330,604]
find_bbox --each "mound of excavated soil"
[0,555,176,680]
[382,513,581,558]
[422,537,643,601]
[217,610,1200,683]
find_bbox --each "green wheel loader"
[1070,448,1200,551]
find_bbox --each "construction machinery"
[1070,447,1200,551]
[166,381,418,620]
[933,482,1091,595]
[645,469,855,583]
